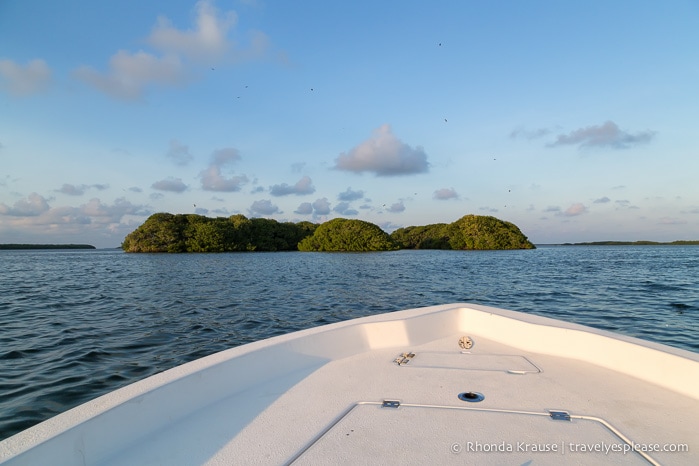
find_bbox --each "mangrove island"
[121,213,535,253]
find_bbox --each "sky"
[1,0,698,248]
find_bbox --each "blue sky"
[1,0,698,248]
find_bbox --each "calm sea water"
[1,246,698,441]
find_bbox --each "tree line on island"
[121,213,535,252]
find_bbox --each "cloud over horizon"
[55,183,109,196]
[0,193,149,229]
[333,202,358,216]
[0,193,51,216]
[386,200,406,213]
[304,197,332,216]
[334,124,429,176]
[562,203,588,216]
[548,121,655,149]
[294,202,313,215]
[269,175,315,196]
[249,199,280,215]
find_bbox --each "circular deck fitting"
[458,391,484,402]
[458,336,474,350]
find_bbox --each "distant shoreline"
[556,240,699,246]
[0,244,96,250]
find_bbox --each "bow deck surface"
[1,303,697,465]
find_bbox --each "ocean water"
[1,246,698,441]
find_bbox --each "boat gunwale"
[1,302,697,463]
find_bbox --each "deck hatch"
[394,351,541,373]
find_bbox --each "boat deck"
[1,304,697,465]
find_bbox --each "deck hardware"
[458,336,474,350]
[382,400,401,408]
[549,411,571,421]
[458,391,484,402]
[393,352,415,365]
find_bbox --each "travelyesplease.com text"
[450,441,689,455]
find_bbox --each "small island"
[391,215,536,251]
[298,218,399,252]
[0,244,96,250]
[121,213,535,252]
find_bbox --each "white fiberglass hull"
[1,303,697,465]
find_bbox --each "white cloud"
[0,196,149,227]
[152,177,188,192]
[334,124,429,176]
[73,1,272,101]
[200,147,248,191]
[294,202,313,215]
[249,199,280,215]
[614,200,639,210]
[387,200,406,213]
[146,0,270,65]
[55,184,110,196]
[0,193,50,216]
[333,202,358,216]
[74,50,185,101]
[433,187,458,200]
[166,139,194,166]
[337,187,364,201]
[80,198,150,223]
[269,175,315,196]
[312,198,331,215]
[593,196,611,204]
[0,58,51,96]
[549,121,655,149]
[57,184,86,196]
[562,203,588,216]
[200,166,248,192]
[147,0,237,63]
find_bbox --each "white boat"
[1,303,697,465]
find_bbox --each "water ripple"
[0,246,698,441]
